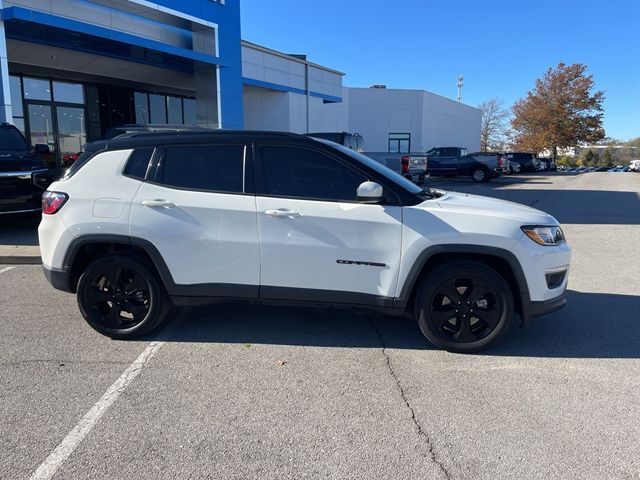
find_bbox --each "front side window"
[157,145,244,193]
[258,146,367,202]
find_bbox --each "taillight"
[498,156,504,167]
[401,155,410,174]
[42,191,68,215]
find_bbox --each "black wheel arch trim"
[394,244,530,312]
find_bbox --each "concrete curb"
[0,246,42,265]
[0,255,42,265]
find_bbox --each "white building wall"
[421,91,481,152]
[240,42,481,151]
[347,87,481,152]
[242,85,291,131]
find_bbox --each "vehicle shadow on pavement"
[489,290,640,358]
[159,303,430,350]
[158,290,640,358]
[0,216,40,246]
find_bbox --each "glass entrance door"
[56,107,87,166]
[26,104,56,168]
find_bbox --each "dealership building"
[0,0,480,167]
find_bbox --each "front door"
[254,144,403,302]
[129,143,260,295]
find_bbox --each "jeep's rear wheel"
[415,261,514,353]
[77,254,167,339]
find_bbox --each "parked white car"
[38,131,571,353]
[629,159,640,172]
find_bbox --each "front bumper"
[521,291,566,325]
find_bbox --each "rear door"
[129,142,259,295]
[254,143,403,302]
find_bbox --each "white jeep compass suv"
[38,131,570,353]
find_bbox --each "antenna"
[457,75,464,102]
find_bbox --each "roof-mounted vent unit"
[369,84,387,89]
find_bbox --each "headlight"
[521,225,566,246]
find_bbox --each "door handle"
[141,199,176,208]
[264,208,301,218]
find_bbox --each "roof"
[97,130,315,151]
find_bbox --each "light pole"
[457,75,464,102]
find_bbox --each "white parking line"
[0,266,16,274]
[29,341,166,480]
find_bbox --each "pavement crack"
[368,317,452,480]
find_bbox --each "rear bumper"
[521,291,566,325]
[42,265,73,293]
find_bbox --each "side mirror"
[35,144,50,154]
[357,181,384,204]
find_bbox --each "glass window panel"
[56,107,86,159]
[9,76,23,117]
[158,145,244,193]
[134,92,149,124]
[167,96,183,124]
[12,118,25,136]
[258,146,367,202]
[149,94,167,124]
[23,77,51,101]
[183,98,197,125]
[124,148,154,180]
[53,82,84,104]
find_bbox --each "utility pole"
[457,75,464,102]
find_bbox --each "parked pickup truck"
[305,132,427,184]
[363,152,427,184]
[425,147,508,182]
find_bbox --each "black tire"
[471,167,488,183]
[414,261,514,353]
[77,253,168,339]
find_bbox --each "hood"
[435,191,557,225]
[0,152,47,172]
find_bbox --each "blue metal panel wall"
[154,0,244,128]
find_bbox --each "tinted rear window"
[157,145,245,193]
[123,148,154,180]
[0,127,29,151]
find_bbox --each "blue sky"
[240,0,639,141]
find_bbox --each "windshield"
[0,128,29,151]
[312,138,424,194]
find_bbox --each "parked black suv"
[505,152,540,172]
[0,123,52,215]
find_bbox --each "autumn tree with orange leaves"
[511,63,605,160]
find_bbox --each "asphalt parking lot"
[1,172,639,479]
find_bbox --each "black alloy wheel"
[77,254,167,339]
[415,261,514,352]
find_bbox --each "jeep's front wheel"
[415,261,514,353]
[77,254,168,339]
